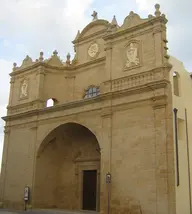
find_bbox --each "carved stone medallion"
[88,43,99,58]
[20,79,29,99]
[125,42,140,69]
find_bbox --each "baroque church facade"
[1,3,192,214]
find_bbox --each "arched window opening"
[46,98,58,107]
[173,72,180,96]
[84,86,100,99]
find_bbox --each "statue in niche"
[20,79,28,98]
[126,43,140,68]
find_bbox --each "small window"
[46,98,58,107]
[173,72,180,96]
[84,86,100,99]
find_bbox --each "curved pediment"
[74,19,109,43]
[121,11,149,29]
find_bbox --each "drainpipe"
[185,108,192,214]
[173,108,179,186]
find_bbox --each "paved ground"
[0,209,98,214]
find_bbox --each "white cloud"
[0,0,94,60]
[135,0,155,12]
[0,59,11,170]
[0,0,95,169]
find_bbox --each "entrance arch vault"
[33,123,101,211]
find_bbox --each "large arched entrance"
[33,123,101,211]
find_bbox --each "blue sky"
[0,0,191,167]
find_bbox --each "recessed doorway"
[82,170,97,211]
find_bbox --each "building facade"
[169,56,192,214]
[1,4,191,214]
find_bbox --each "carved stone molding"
[104,42,113,51]
[10,77,15,84]
[111,69,164,92]
[36,66,46,76]
[8,100,44,115]
[30,125,38,130]
[101,108,112,118]
[152,96,167,109]
[4,127,10,134]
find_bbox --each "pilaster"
[0,127,10,202]
[8,77,15,108]
[35,66,46,108]
[153,25,164,67]
[153,96,176,214]
[29,125,38,206]
[100,108,112,214]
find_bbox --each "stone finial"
[148,14,153,19]
[39,51,44,61]
[13,62,17,70]
[111,15,118,26]
[66,53,71,65]
[155,3,161,17]
[92,11,98,21]
[162,14,166,19]
[53,50,58,56]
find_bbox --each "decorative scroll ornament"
[126,43,140,68]
[20,79,28,99]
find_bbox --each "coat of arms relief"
[125,42,140,69]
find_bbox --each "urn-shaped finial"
[155,3,161,17]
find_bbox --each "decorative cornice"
[74,157,100,163]
[4,127,10,134]
[103,16,167,41]
[101,108,113,118]
[10,57,106,77]
[152,95,168,109]
[10,62,42,76]
[6,99,44,115]
[3,78,169,123]
[10,77,15,84]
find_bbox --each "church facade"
[0,4,191,214]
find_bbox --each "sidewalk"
[0,209,98,214]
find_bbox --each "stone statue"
[126,43,140,67]
[20,79,28,98]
